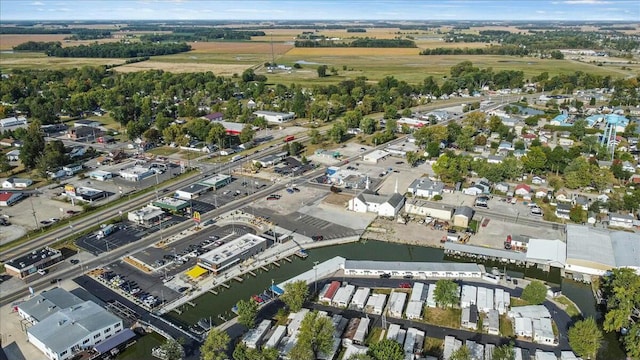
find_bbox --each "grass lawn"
[424,307,462,329]
[372,288,392,295]
[146,146,180,156]
[366,327,384,346]
[117,331,165,360]
[555,295,582,318]
[500,315,515,337]
[423,337,444,358]
[510,297,530,307]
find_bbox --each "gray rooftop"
[445,242,526,262]
[566,225,617,267]
[454,206,474,219]
[344,260,483,273]
[19,287,84,323]
[407,177,444,193]
[611,231,640,268]
[28,301,122,354]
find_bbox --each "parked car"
[266,195,280,200]
[311,235,324,241]
[379,273,391,278]
[399,282,412,288]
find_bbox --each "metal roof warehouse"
[344,260,483,278]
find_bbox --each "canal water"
[163,240,626,358]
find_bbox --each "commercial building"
[17,288,84,324]
[253,110,296,123]
[343,260,483,279]
[65,185,108,202]
[407,177,445,199]
[404,199,454,221]
[27,300,123,360]
[453,206,474,228]
[118,166,155,182]
[175,183,210,200]
[566,224,640,277]
[197,234,267,274]
[198,174,232,190]
[152,197,189,212]
[4,247,62,278]
[0,116,27,128]
[128,205,165,226]
[362,149,390,163]
[0,191,23,206]
[88,170,112,181]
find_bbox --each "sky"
[0,0,639,22]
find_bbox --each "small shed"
[453,206,474,228]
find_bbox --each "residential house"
[2,177,32,189]
[463,185,484,196]
[522,133,537,143]
[531,176,545,185]
[0,138,16,147]
[556,203,571,220]
[555,191,570,203]
[573,195,589,211]
[498,141,514,152]
[407,177,444,199]
[487,155,504,164]
[534,188,548,199]
[587,212,597,224]
[514,184,531,197]
[62,164,83,176]
[494,182,509,193]
[73,119,101,128]
[558,138,574,147]
[608,212,634,229]
[484,309,500,335]
[6,149,20,161]
[622,161,635,173]
[461,305,478,330]
[202,112,224,122]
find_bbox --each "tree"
[289,311,335,360]
[19,120,45,169]
[434,279,459,308]
[281,280,309,312]
[492,343,515,360]
[239,124,256,144]
[367,339,404,360]
[348,354,375,360]
[328,121,347,143]
[253,116,268,131]
[521,280,547,305]
[405,151,421,167]
[464,111,487,130]
[159,338,184,360]
[359,117,377,134]
[200,328,230,360]
[155,113,173,131]
[163,124,183,144]
[457,125,476,151]
[0,154,11,173]
[449,345,471,360]
[309,129,323,144]
[570,119,588,140]
[143,128,161,143]
[236,299,258,328]
[569,205,587,223]
[287,141,303,156]
[232,343,279,360]
[564,157,591,189]
[601,268,640,358]
[522,146,547,173]
[317,65,328,77]
[207,123,227,148]
[568,317,603,360]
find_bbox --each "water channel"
[163,240,625,358]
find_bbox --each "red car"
[399,283,411,289]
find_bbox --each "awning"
[270,285,284,296]
[94,329,136,354]
[186,265,208,279]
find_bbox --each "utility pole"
[313,261,319,295]
[29,195,39,230]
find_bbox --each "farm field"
[0,51,125,69]
[0,34,122,50]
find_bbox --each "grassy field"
[500,314,515,337]
[510,297,530,307]
[424,337,444,357]
[0,51,125,69]
[146,146,181,157]
[555,295,582,318]
[424,307,462,328]
[118,331,165,360]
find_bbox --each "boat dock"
[234,276,244,283]
[248,270,257,277]
[283,257,292,263]
[261,266,269,272]
[220,283,230,289]
[186,301,196,307]
[208,289,218,295]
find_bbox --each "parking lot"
[94,224,257,307]
[195,175,272,209]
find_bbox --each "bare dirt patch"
[322,193,351,207]
[113,61,249,75]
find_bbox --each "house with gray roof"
[27,300,122,360]
[348,191,405,217]
[406,177,444,199]
[608,212,634,229]
[453,206,474,228]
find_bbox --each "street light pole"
[313,261,319,295]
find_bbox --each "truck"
[283,135,295,142]
[231,155,243,162]
[97,224,116,238]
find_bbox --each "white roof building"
[264,325,286,348]
[404,327,425,357]
[353,317,370,345]
[443,336,463,360]
[127,205,164,226]
[533,318,555,345]
[362,149,390,163]
[477,287,494,313]
[514,317,533,338]
[118,166,154,182]
[460,285,477,308]
[253,111,295,123]
[286,309,309,336]
[426,284,437,308]
[350,287,370,310]
[386,323,401,344]
[388,291,407,318]
[536,351,559,360]
[27,301,123,360]
[348,191,405,217]
[526,239,567,269]
[365,293,387,315]
[466,340,485,360]
[508,305,551,319]
[242,319,272,349]
[331,284,356,308]
[17,288,84,325]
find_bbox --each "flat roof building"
[350,287,370,310]
[198,174,232,189]
[253,110,296,123]
[331,284,356,308]
[128,205,165,227]
[4,247,62,279]
[27,300,123,360]
[17,288,84,324]
[344,260,484,279]
[242,319,272,349]
[197,234,267,274]
[175,183,210,200]
[364,293,387,315]
[152,197,189,212]
[388,291,407,318]
[118,166,155,182]
[362,149,390,164]
[88,170,112,181]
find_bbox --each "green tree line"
[44,41,191,58]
